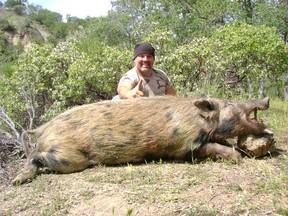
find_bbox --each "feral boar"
[12,96,269,185]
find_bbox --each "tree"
[253,0,288,44]
[31,9,71,40]
[4,0,27,8]
[109,0,288,44]
[154,23,288,99]
[26,3,42,15]
[13,4,26,15]
[83,15,132,48]
[31,9,62,26]
[211,22,288,98]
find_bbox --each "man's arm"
[166,85,178,96]
[117,80,144,99]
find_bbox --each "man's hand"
[117,79,144,99]
[130,79,144,98]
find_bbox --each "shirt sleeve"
[118,69,139,87]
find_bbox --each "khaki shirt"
[119,67,171,97]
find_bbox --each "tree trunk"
[259,73,265,99]
[247,76,254,96]
[285,75,288,101]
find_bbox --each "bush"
[13,5,26,15]
[0,18,16,31]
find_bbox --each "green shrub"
[0,18,16,31]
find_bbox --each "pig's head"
[212,97,269,140]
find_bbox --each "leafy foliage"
[0,37,134,130]
[4,0,26,8]
[211,22,288,98]
[0,18,16,31]
[13,4,26,15]
[157,23,288,98]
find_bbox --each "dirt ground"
[1,139,287,216]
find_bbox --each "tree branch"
[0,107,20,140]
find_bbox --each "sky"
[27,0,112,19]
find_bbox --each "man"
[113,42,178,100]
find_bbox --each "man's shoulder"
[153,68,168,78]
[119,67,138,84]
[124,67,138,76]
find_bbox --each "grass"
[264,99,288,137]
[2,158,288,215]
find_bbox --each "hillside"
[0,8,50,49]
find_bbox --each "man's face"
[134,53,155,75]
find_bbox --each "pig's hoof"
[12,173,34,186]
[12,176,25,186]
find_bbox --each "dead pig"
[12,96,269,185]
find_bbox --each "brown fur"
[12,96,269,185]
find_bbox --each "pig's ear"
[194,99,218,120]
[194,99,215,112]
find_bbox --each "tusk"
[263,129,274,135]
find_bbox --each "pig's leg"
[12,149,49,185]
[195,143,242,162]
[12,157,39,185]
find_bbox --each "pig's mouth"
[242,106,268,135]
[246,97,270,125]
[246,107,265,126]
